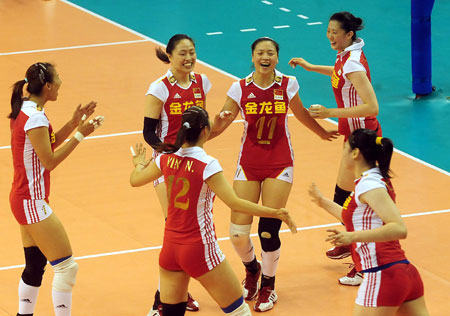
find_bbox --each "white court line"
[307,22,323,26]
[1,208,448,271]
[0,39,148,56]
[206,32,223,36]
[297,14,309,19]
[279,7,291,12]
[240,28,257,32]
[273,25,290,29]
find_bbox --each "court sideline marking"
[0,208,448,271]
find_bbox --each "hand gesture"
[308,104,330,119]
[77,113,104,138]
[71,101,97,128]
[325,228,353,247]
[288,57,312,71]
[131,143,152,167]
[212,110,233,132]
[277,208,297,234]
[321,129,340,141]
[308,183,323,207]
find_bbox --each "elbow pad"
[143,117,162,148]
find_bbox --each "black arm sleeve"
[143,117,162,148]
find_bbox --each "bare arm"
[308,183,343,222]
[290,94,339,141]
[208,96,240,140]
[326,188,407,246]
[309,71,379,119]
[28,114,99,171]
[288,57,334,76]
[206,171,297,233]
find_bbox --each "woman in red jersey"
[130,106,297,316]
[289,12,382,285]
[210,37,338,312]
[142,34,210,314]
[8,62,103,316]
[309,128,429,316]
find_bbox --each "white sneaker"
[147,306,161,316]
[338,267,363,286]
[254,287,277,312]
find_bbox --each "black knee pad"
[161,301,187,316]
[333,185,352,206]
[258,217,282,252]
[21,247,47,287]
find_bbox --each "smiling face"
[169,39,196,74]
[327,20,354,52]
[252,40,279,75]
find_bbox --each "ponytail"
[7,62,55,119]
[154,106,209,153]
[376,137,394,179]
[155,47,170,64]
[348,129,394,179]
[9,80,27,119]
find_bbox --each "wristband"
[73,131,85,142]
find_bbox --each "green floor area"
[68,0,450,172]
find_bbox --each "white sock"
[18,278,39,314]
[261,248,281,277]
[52,290,72,316]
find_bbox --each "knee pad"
[229,223,251,246]
[21,246,47,287]
[333,185,352,206]
[258,218,282,252]
[51,256,78,292]
[223,296,251,316]
[161,301,187,316]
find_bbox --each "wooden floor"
[0,1,449,315]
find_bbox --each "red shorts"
[159,239,225,278]
[234,164,293,183]
[356,263,424,307]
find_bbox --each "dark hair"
[329,12,363,40]
[348,129,394,179]
[154,106,210,153]
[8,62,55,119]
[155,34,195,64]
[251,37,280,55]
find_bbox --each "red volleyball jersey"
[155,147,222,245]
[342,168,406,272]
[147,70,210,145]
[10,101,55,201]
[227,70,298,168]
[331,38,381,138]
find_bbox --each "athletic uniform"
[342,168,424,307]
[156,147,225,278]
[331,38,381,140]
[227,69,298,183]
[10,100,55,225]
[146,70,211,186]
